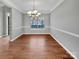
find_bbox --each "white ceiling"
[1,0,64,14]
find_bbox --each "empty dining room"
[0,0,79,59]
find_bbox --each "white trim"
[50,34,77,59]
[0,36,2,38]
[12,26,50,30]
[53,27,79,38]
[23,33,50,35]
[2,0,64,14]
[50,0,64,13]
[2,0,23,13]
[10,33,50,42]
[10,34,23,42]
[0,35,9,37]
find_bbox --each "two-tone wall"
[0,7,3,36]
[23,14,50,34]
[50,0,79,59]
[9,8,51,41]
[0,5,11,36]
[11,8,23,41]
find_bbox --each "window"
[31,17,44,28]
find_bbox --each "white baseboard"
[0,35,9,37]
[10,34,23,42]
[0,36,2,38]
[50,34,77,59]
[23,33,50,35]
[10,33,50,42]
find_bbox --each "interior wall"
[0,7,3,36]
[0,5,11,36]
[23,14,50,34]
[11,8,23,40]
[50,0,79,58]
[2,6,11,36]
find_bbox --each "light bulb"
[37,13,41,16]
[27,10,41,17]
[33,10,38,14]
[27,11,32,15]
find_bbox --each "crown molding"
[1,0,64,14]
[50,0,64,13]
[2,0,24,13]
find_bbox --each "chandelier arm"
[27,0,41,18]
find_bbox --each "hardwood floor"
[0,34,74,59]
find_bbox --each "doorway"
[2,6,12,38]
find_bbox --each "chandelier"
[27,0,41,17]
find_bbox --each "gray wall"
[11,8,23,40]
[50,0,79,58]
[23,14,50,34]
[0,7,3,36]
[0,5,11,36]
[2,6,11,36]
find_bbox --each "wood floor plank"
[0,34,74,59]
